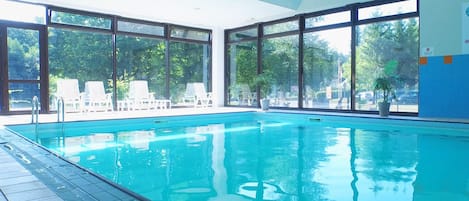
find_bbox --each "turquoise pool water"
[7,112,469,201]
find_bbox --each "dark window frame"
[0,2,212,114]
[0,22,47,114]
[48,7,114,31]
[225,0,419,116]
[117,17,166,38]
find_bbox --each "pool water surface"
[7,112,469,201]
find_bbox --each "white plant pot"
[260,99,270,111]
[378,102,391,117]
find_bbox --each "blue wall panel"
[419,54,469,119]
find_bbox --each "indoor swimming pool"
[6,112,469,201]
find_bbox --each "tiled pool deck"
[0,107,254,201]
[1,107,468,201]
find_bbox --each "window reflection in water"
[33,120,469,201]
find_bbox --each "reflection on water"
[37,120,469,201]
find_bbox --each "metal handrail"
[57,97,65,122]
[31,96,39,124]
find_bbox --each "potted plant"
[374,60,398,117]
[254,72,272,110]
[374,77,394,117]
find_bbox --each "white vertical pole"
[211,27,225,107]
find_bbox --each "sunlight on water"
[7,113,469,201]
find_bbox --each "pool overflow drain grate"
[0,189,8,201]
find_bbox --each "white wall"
[420,0,469,56]
[211,27,225,107]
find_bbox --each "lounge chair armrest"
[79,92,86,100]
[149,92,155,99]
[105,93,113,99]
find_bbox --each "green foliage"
[383,60,398,77]
[374,60,398,103]
[254,72,273,98]
[262,35,299,92]
[48,28,113,89]
[45,11,212,105]
[169,41,210,102]
[232,42,257,87]
[303,32,345,93]
[374,77,394,103]
[116,35,166,99]
[346,18,419,93]
[7,28,40,80]
[228,42,258,102]
[47,12,210,104]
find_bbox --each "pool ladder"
[31,96,65,124]
[57,97,65,123]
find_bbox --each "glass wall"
[7,27,41,111]
[303,27,351,110]
[43,9,211,113]
[227,26,258,107]
[47,9,114,112]
[169,41,211,106]
[48,28,113,112]
[262,35,299,108]
[227,41,257,106]
[50,11,112,29]
[115,35,166,106]
[115,20,167,111]
[225,0,419,114]
[0,1,45,113]
[355,2,419,112]
[0,3,211,114]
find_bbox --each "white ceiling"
[20,0,372,29]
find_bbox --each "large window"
[227,41,258,106]
[43,10,211,113]
[303,27,351,110]
[225,0,418,114]
[354,0,419,113]
[169,41,211,106]
[117,20,164,36]
[355,18,419,112]
[48,27,113,111]
[50,10,112,30]
[116,35,166,101]
[169,27,212,107]
[0,1,45,113]
[170,27,210,41]
[227,27,258,107]
[116,19,167,110]
[6,27,42,111]
[0,4,212,114]
[47,8,114,112]
[262,35,299,108]
[261,19,299,108]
